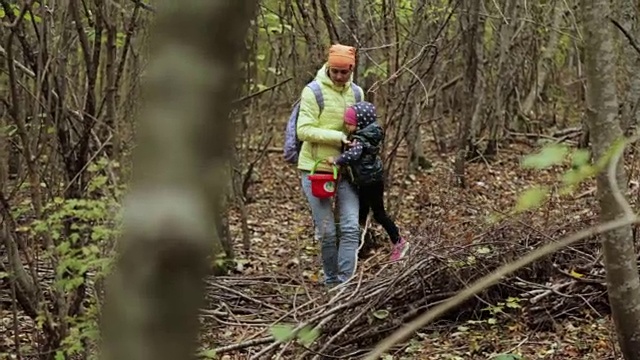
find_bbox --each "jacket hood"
[352,101,383,147]
[349,102,384,185]
[351,101,378,129]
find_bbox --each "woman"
[296,44,364,287]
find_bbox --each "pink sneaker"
[390,238,409,261]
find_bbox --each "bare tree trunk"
[453,0,480,188]
[406,0,432,172]
[357,0,374,103]
[486,0,519,158]
[100,2,258,360]
[407,101,432,172]
[337,0,358,45]
[620,0,640,135]
[466,13,486,162]
[340,0,360,82]
[517,0,565,131]
[583,0,640,358]
[294,0,322,82]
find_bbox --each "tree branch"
[609,17,640,57]
[232,77,292,104]
[363,135,640,360]
[131,0,155,12]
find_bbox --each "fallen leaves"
[3,140,628,359]
[408,317,618,360]
[204,141,633,358]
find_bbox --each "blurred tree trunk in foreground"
[99,1,258,360]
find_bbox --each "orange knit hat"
[327,44,356,69]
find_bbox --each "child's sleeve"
[296,87,346,145]
[334,140,364,165]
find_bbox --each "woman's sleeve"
[296,87,345,145]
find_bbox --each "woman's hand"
[324,156,336,165]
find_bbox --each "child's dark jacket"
[334,102,384,185]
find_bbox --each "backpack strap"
[306,80,324,115]
[351,82,362,103]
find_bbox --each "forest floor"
[1,138,635,359]
[201,138,636,359]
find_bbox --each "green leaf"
[506,297,521,308]
[492,354,522,360]
[521,144,568,169]
[562,164,597,186]
[372,309,390,320]
[297,326,320,346]
[562,169,581,186]
[197,349,217,359]
[515,186,548,212]
[571,149,591,167]
[475,246,491,254]
[270,323,295,342]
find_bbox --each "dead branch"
[610,18,640,57]
[232,77,293,105]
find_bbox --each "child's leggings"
[357,180,401,244]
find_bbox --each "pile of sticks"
[203,218,613,359]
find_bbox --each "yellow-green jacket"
[296,64,363,173]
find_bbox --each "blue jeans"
[301,171,360,284]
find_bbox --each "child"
[326,101,410,261]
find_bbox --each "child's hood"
[351,101,383,145]
[351,101,378,129]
